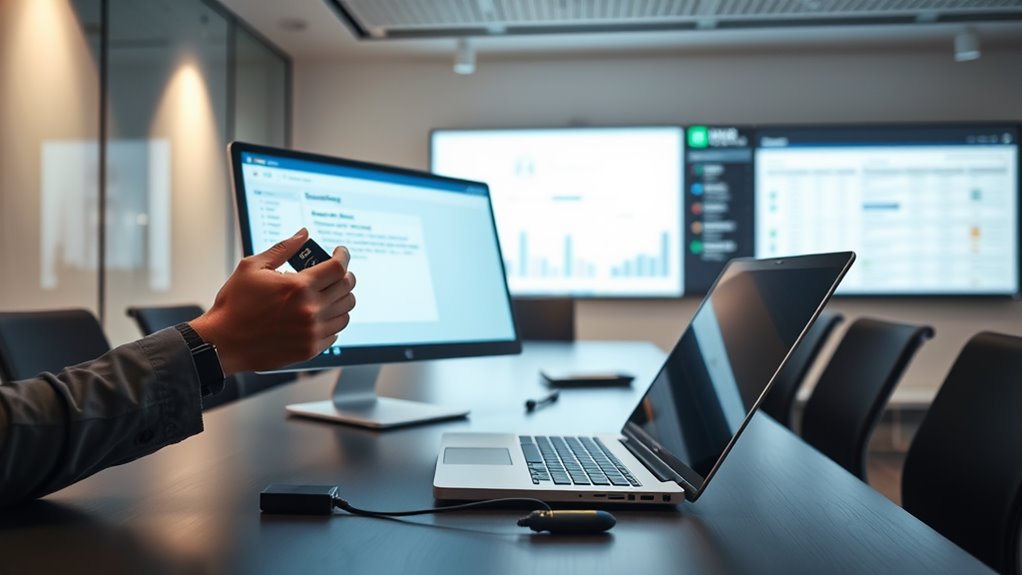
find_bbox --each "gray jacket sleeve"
[0,327,205,507]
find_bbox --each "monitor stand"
[285,365,469,430]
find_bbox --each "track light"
[954,27,980,62]
[454,38,476,75]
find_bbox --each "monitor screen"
[754,124,1020,296]
[431,127,685,298]
[683,125,757,293]
[230,142,519,370]
[623,252,854,500]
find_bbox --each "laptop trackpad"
[443,447,512,465]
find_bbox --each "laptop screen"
[623,252,853,500]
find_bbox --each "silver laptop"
[434,252,855,504]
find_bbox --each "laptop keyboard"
[519,435,642,487]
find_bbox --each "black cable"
[332,497,551,518]
[260,485,615,534]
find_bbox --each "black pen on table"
[525,389,560,412]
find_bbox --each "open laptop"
[434,252,855,504]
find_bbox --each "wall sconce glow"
[172,59,209,127]
[454,38,476,75]
[148,52,229,305]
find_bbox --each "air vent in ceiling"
[325,0,1022,39]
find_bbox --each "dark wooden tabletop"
[0,341,993,575]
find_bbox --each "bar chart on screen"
[432,127,685,297]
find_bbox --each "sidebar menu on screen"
[684,125,757,293]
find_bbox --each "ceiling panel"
[330,0,1022,38]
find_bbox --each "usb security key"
[288,237,331,272]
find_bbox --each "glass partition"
[0,0,290,352]
[0,0,102,328]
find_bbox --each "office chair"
[126,304,204,337]
[0,309,111,382]
[510,298,575,341]
[800,317,934,480]
[759,310,844,429]
[902,332,1022,575]
[125,305,289,406]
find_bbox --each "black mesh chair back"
[760,310,844,429]
[126,305,204,336]
[0,309,111,382]
[126,305,240,409]
[902,332,1022,575]
[511,298,575,341]
[801,317,934,480]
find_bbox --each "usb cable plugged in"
[259,484,616,535]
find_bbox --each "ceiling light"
[454,38,476,75]
[954,27,980,62]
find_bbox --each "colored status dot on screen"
[691,202,703,215]
[691,221,703,235]
[691,183,704,196]
[690,240,704,255]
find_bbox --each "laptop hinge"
[619,437,686,485]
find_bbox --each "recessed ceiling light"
[954,27,980,62]
[454,38,476,75]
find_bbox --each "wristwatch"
[174,322,226,397]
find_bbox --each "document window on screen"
[240,153,516,350]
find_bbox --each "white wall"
[292,45,1022,398]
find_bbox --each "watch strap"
[174,322,225,397]
[174,321,206,349]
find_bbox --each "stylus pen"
[525,390,559,412]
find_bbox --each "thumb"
[252,228,309,270]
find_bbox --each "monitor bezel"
[751,121,1022,300]
[621,251,856,501]
[429,125,688,300]
[228,141,522,372]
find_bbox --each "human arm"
[0,328,202,507]
[0,228,356,506]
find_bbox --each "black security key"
[288,238,331,272]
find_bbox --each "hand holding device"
[189,228,356,374]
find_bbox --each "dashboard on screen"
[754,124,1019,296]
[431,127,685,298]
[683,125,756,293]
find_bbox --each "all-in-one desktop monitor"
[229,142,520,429]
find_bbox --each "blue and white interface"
[431,127,685,298]
[755,126,1019,295]
[239,152,517,350]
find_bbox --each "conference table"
[0,341,994,575]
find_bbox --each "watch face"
[192,343,226,396]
